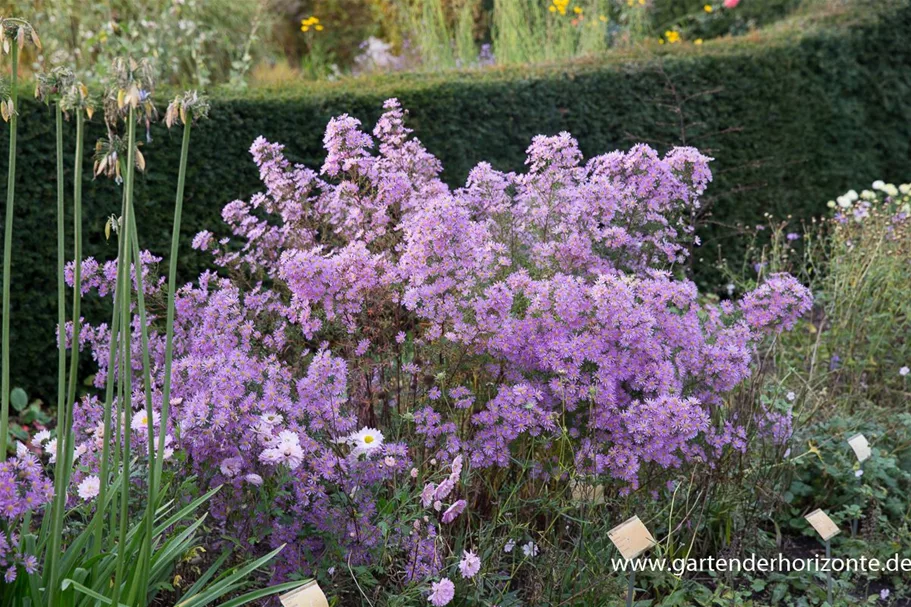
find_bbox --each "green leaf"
[10,387,28,411]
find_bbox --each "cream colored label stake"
[847,433,871,463]
[570,480,605,505]
[280,581,329,607]
[805,509,840,541]
[608,515,656,560]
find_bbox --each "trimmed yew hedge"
[2,0,910,399]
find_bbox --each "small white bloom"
[327,566,336,576]
[260,430,304,469]
[899,184,911,195]
[131,409,160,433]
[884,184,899,197]
[836,195,852,209]
[244,473,264,486]
[899,366,909,377]
[504,539,515,553]
[31,429,51,446]
[384,456,396,467]
[45,438,58,464]
[872,180,886,190]
[521,541,539,558]
[15,441,28,458]
[73,443,88,462]
[260,412,283,426]
[78,475,101,501]
[855,469,864,478]
[786,391,796,402]
[346,427,384,458]
[846,189,858,201]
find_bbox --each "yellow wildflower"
[664,30,680,44]
[694,38,703,45]
[704,4,713,12]
[301,16,324,32]
[598,14,608,22]
[573,6,582,14]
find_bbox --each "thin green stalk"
[45,100,71,606]
[0,43,19,461]
[90,186,127,562]
[126,198,157,606]
[63,108,84,476]
[111,105,137,607]
[155,117,192,486]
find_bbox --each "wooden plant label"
[280,580,330,607]
[608,515,656,560]
[847,433,871,463]
[570,480,605,505]
[805,509,840,541]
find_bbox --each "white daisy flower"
[346,427,384,458]
[521,541,539,558]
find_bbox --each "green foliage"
[21,0,273,87]
[3,0,911,403]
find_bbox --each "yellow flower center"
[364,435,375,444]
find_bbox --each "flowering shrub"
[68,99,810,597]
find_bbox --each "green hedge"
[2,0,910,400]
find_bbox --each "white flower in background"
[131,409,160,433]
[73,444,88,462]
[522,541,539,558]
[259,430,304,469]
[15,442,28,458]
[846,189,858,201]
[872,180,886,190]
[78,475,101,501]
[855,469,864,478]
[899,184,911,195]
[31,429,51,447]
[786,391,796,402]
[346,427,384,458]
[260,412,283,426]
[504,539,515,553]
[900,366,909,377]
[244,473,264,486]
[92,422,107,449]
[45,438,58,464]
[836,195,852,209]
[883,184,899,197]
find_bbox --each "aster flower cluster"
[0,454,52,583]
[68,99,811,588]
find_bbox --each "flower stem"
[111,105,137,607]
[0,43,19,461]
[155,116,192,484]
[45,100,74,607]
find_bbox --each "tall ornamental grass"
[0,17,304,606]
